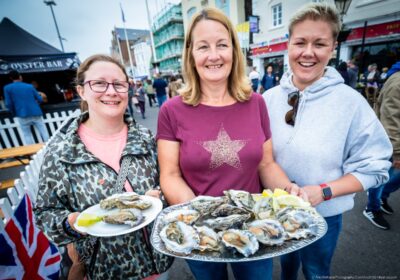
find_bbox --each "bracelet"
[63,217,83,239]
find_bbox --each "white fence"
[0,110,80,148]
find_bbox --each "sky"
[0,0,180,61]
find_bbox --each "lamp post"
[334,0,352,67]
[44,0,65,52]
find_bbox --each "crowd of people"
[2,2,399,280]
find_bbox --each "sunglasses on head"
[285,91,300,126]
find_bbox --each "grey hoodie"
[264,66,392,217]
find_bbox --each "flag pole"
[145,0,157,62]
[120,3,135,77]
[114,26,124,65]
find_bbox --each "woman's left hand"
[302,185,324,206]
[145,189,161,198]
[283,183,308,202]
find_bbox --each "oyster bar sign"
[0,55,79,74]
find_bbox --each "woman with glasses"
[34,54,172,279]
[157,8,304,280]
[263,3,392,279]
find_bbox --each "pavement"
[136,101,400,279]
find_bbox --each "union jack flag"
[0,194,61,280]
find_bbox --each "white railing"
[0,109,80,148]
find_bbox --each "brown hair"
[76,54,128,112]
[180,7,251,106]
[288,2,341,41]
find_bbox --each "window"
[272,4,282,27]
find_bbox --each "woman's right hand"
[67,212,86,235]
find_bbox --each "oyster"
[253,197,275,219]
[219,229,259,257]
[117,199,152,210]
[223,190,255,211]
[194,225,221,252]
[160,221,200,255]
[277,208,318,239]
[203,213,251,231]
[190,196,228,215]
[211,203,250,217]
[245,219,286,246]
[102,209,144,227]
[164,209,200,225]
[100,193,140,210]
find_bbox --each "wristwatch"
[319,183,333,201]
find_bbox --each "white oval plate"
[74,195,162,237]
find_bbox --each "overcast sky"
[0,0,180,61]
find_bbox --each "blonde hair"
[289,2,341,41]
[180,7,251,106]
[76,54,128,112]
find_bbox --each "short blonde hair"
[289,2,341,41]
[180,7,251,106]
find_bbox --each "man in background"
[152,73,168,107]
[4,70,49,144]
[248,66,260,92]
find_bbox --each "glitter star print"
[199,125,248,169]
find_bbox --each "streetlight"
[334,0,352,67]
[44,0,65,52]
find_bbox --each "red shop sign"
[347,20,400,41]
[251,42,287,56]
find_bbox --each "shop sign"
[249,15,259,33]
[0,55,79,74]
[347,20,400,41]
[250,41,287,56]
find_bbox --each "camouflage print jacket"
[34,112,173,280]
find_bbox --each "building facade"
[110,28,150,77]
[152,3,184,74]
[250,0,400,79]
[133,38,152,80]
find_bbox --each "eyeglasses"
[82,80,130,93]
[285,91,300,126]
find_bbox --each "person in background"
[248,66,260,92]
[34,54,173,279]
[4,70,49,144]
[263,3,392,279]
[153,73,168,107]
[364,61,400,230]
[260,65,276,93]
[144,78,157,107]
[31,80,48,103]
[157,8,305,280]
[336,61,350,86]
[168,75,183,98]
[347,59,359,89]
[135,80,146,119]
[379,66,389,87]
[127,78,135,118]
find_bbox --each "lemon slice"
[77,213,103,227]
[273,188,288,197]
[276,194,311,208]
[262,189,273,197]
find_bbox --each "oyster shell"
[100,193,140,210]
[277,208,318,239]
[160,221,200,255]
[203,213,251,231]
[245,219,286,246]
[118,199,152,210]
[164,209,200,225]
[194,225,221,252]
[219,229,259,257]
[253,197,274,219]
[190,196,228,215]
[102,209,144,227]
[211,203,250,217]
[223,190,255,211]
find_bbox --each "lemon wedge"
[262,189,273,197]
[77,213,103,227]
[276,194,311,208]
[273,188,289,197]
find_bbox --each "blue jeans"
[187,258,272,280]
[157,94,167,107]
[367,166,400,211]
[280,214,342,280]
[16,116,49,144]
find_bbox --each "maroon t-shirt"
[157,93,271,196]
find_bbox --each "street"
[136,101,400,279]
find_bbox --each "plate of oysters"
[150,189,327,262]
[74,192,163,237]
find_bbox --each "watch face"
[322,187,332,200]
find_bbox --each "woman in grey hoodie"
[263,3,392,280]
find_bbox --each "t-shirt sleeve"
[258,94,272,141]
[156,101,178,141]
